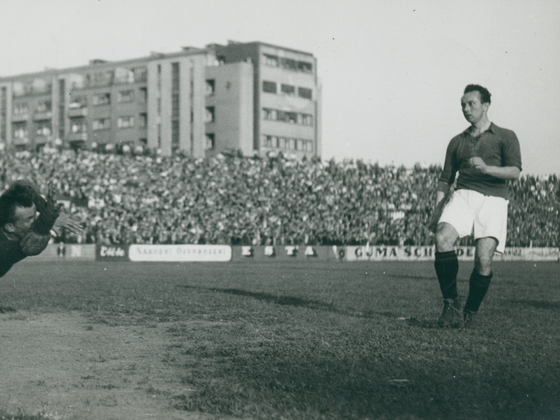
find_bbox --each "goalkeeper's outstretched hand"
[53,213,84,236]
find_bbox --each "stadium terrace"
[0,148,558,249]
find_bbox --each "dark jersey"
[0,230,27,278]
[0,180,56,278]
[439,123,522,199]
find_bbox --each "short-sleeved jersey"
[0,230,26,278]
[439,123,522,199]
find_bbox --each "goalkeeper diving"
[0,179,83,281]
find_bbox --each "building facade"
[0,41,321,159]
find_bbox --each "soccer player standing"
[428,84,522,327]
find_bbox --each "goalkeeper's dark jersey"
[0,230,27,278]
[0,180,58,278]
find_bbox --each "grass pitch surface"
[2,260,559,420]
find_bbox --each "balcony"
[68,107,88,117]
[35,135,50,144]
[67,132,87,142]
[34,111,52,121]
[12,137,30,145]
[11,113,28,122]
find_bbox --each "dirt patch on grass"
[0,311,220,420]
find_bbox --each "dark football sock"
[464,270,493,313]
[434,251,459,300]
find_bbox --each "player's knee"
[475,258,492,276]
[435,226,455,252]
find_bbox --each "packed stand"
[0,148,558,247]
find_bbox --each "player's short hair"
[464,84,491,104]
[0,190,34,226]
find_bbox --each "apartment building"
[0,41,321,159]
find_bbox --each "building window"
[263,55,313,73]
[262,108,277,120]
[171,120,179,151]
[139,113,147,128]
[262,81,277,94]
[263,135,278,148]
[172,93,180,118]
[69,95,87,109]
[298,87,312,100]
[13,103,28,115]
[282,58,298,71]
[92,93,110,106]
[36,122,52,136]
[262,108,313,126]
[89,71,113,87]
[205,107,215,123]
[298,61,313,73]
[306,140,314,152]
[133,67,147,82]
[139,87,147,102]
[118,90,133,103]
[263,54,279,67]
[13,124,28,139]
[281,84,295,96]
[278,137,286,149]
[70,119,87,133]
[206,79,215,96]
[117,116,134,128]
[284,112,297,124]
[36,100,51,113]
[287,138,296,150]
[172,62,180,91]
[114,67,134,84]
[92,118,110,130]
[205,133,215,150]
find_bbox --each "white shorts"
[439,189,509,253]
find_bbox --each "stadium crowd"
[1,148,558,247]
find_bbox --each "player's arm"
[428,142,457,232]
[20,182,62,256]
[470,130,522,180]
[428,182,452,232]
[469,158,521,180]
[11,179,83,235]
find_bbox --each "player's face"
[11,204,37,238]
[461,91,488,124]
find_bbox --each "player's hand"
[53,213,84,236]
[469,157,488,173]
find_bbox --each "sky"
[1,0,558,176]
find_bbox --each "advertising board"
[128,244,232,262]
[32,244,96,261]
[231,246,340,261]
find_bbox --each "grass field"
[1,259,560,420]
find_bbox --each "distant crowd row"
[1,148,558,247]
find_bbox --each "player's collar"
[463,122,495,136]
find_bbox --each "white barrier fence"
[345,246,559,262]
[28,244,560,262]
